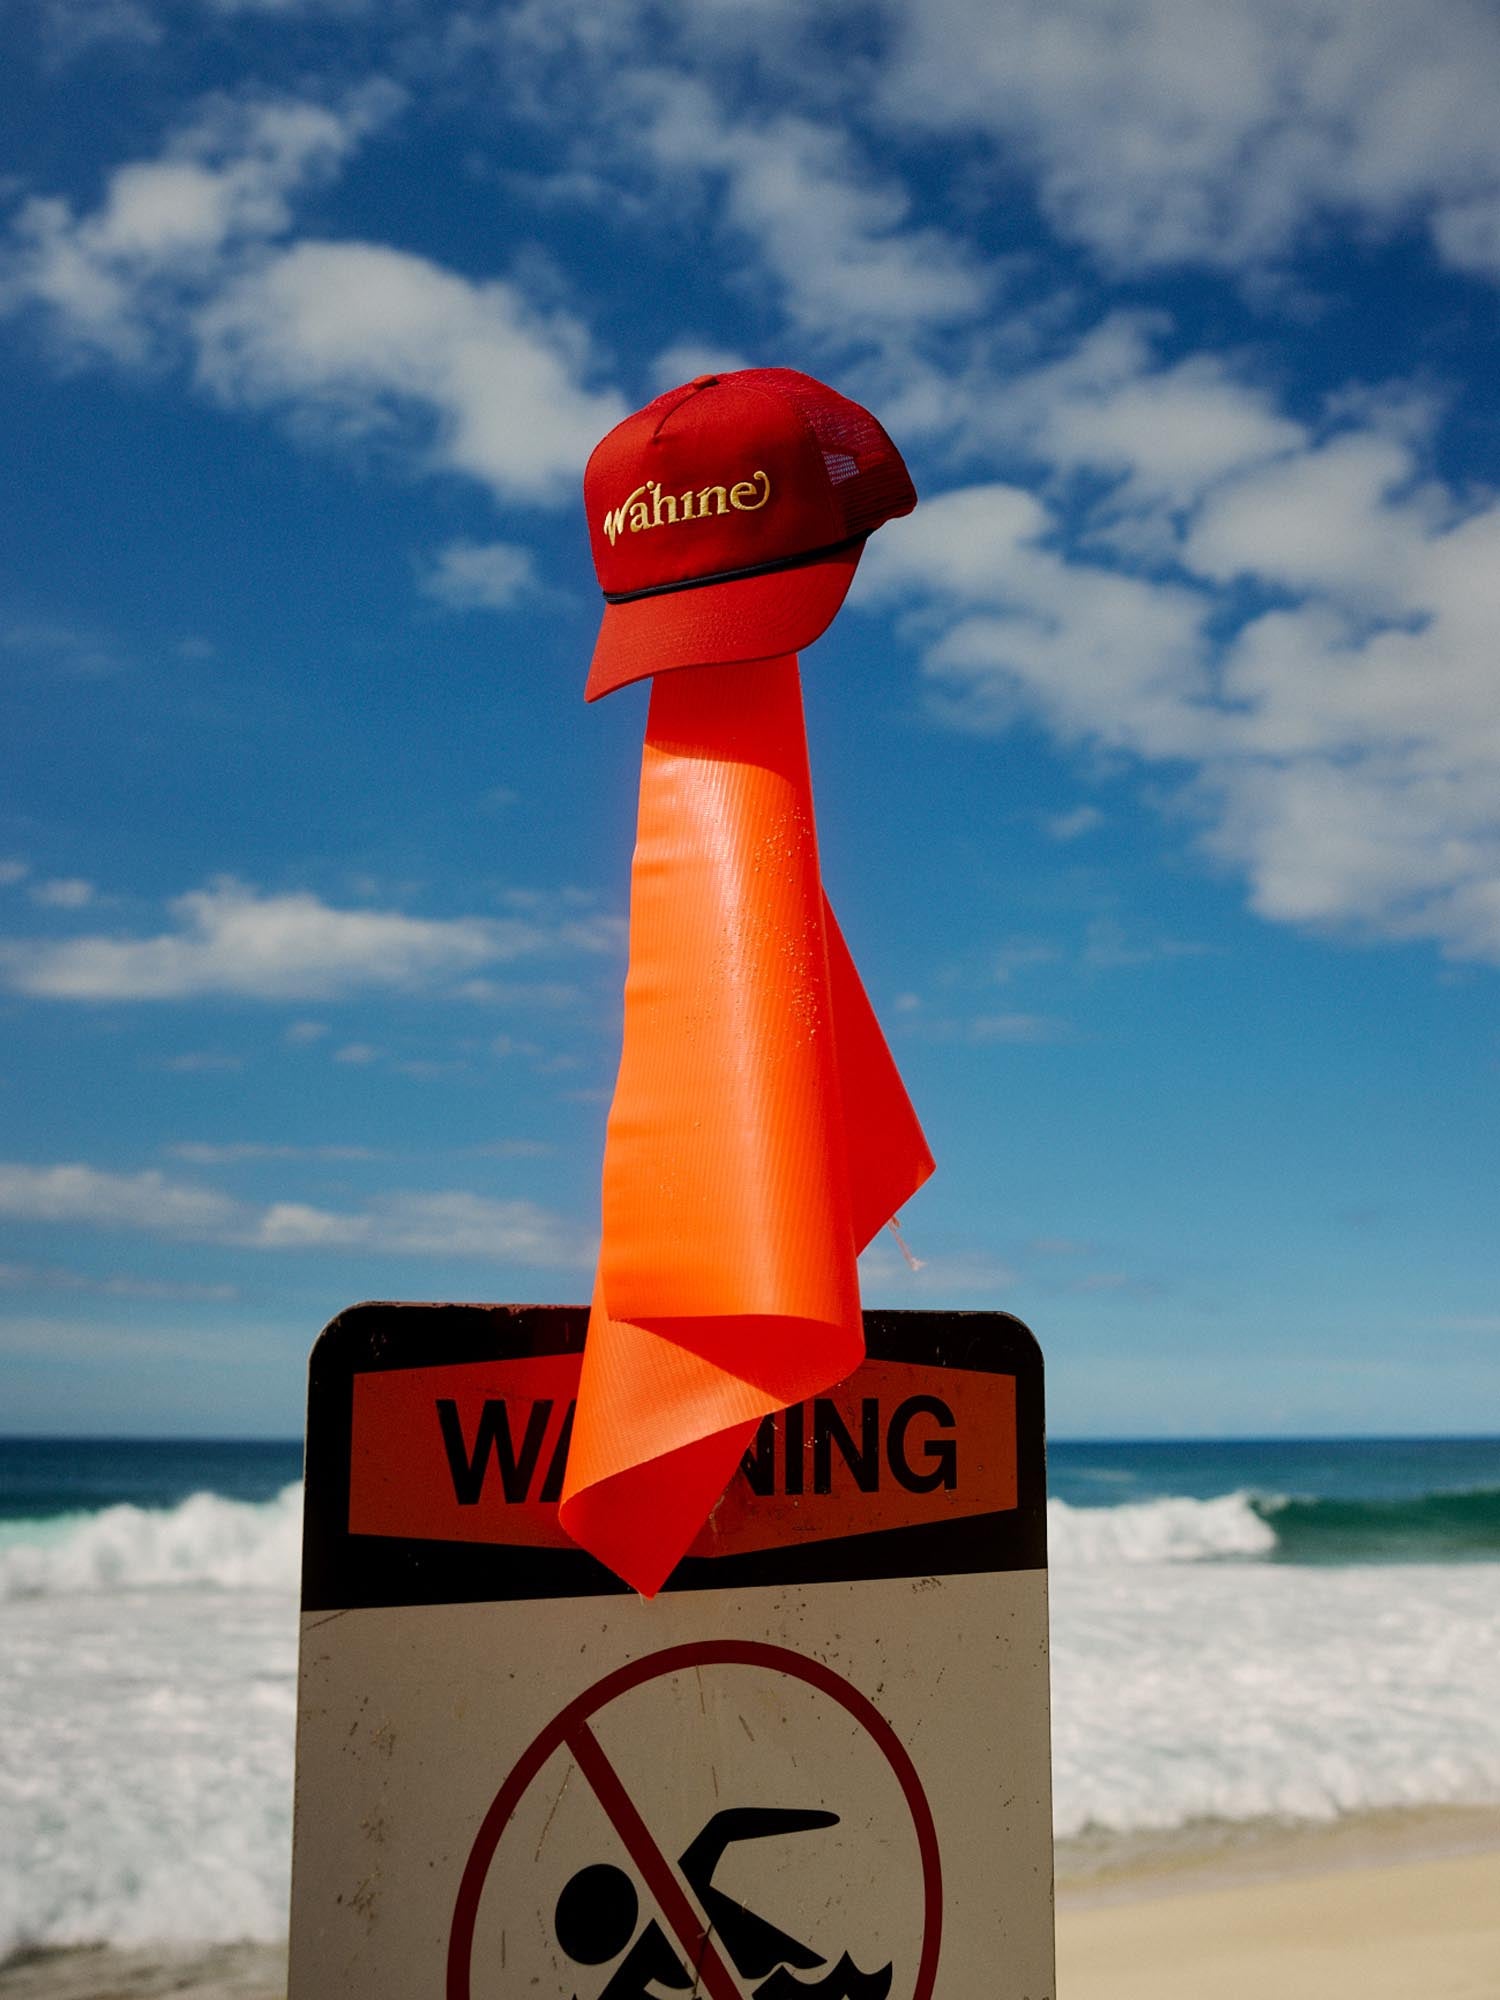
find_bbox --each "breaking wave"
[0,1484,302,1601]
[4,1481,1500,1601]
[1048,1491,1276,1564]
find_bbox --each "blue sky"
[2,0,1498,1438]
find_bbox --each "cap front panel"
[586,379,842,600]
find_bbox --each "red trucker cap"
[583,368,916,701]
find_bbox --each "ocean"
[1,1434,1498,1961]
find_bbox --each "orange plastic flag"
[558,654,934,1593]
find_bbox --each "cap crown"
[585,368,916,601]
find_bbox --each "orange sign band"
[349,1356,1011,1557]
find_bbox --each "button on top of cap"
[689,374,719,388]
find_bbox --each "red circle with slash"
[446,1638,942,2000]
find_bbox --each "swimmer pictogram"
[555,1810,893,2000]
[446,1641,942,2000]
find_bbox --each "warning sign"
[289,1306,1054,1999]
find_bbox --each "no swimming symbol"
[446,1641,942,2000]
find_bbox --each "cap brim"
[584,542,864,702]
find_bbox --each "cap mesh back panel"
[774,373,918,540]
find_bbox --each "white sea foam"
[0,1486,1286,1605]
[0,1585,297,1959]
[1049,1559,1500,1838]
[2,1490,1498,1954]
[0,1486,302,1601]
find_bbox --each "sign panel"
[289,1304,1054,2000]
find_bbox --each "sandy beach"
[1058,1844,1500,1998]
[0,1945,285,2000]
[1059,1834,1500,1999]
[5,1820,1497,2000]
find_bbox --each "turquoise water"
[0,1436,302,1520]
[4,1432,1498,1560]
[1049,1435,1500,1561]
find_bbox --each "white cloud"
[1433,195,1500,282]
[2,86,625,505]
[651,339,750,389]
[1183,426,1449,610]
[967,1012,1071,1044]
[419,538,539,611]
[167,1142,384,1164]
[1045,806,1103,842]
[484,0,1500,296]
[0,1315,226,1365]
[1081,918,1212,970]
[36,0,161,62]
[203,0,373,13]
[0,860,29,887]
[1190,439,1500,956]
[463,18,991,361]
[28,877,95,909]
[194,239,624,501]
[859,1242,1019,1299]
[627,71,987,339]
[490,1032,541,1061]
[0,878,623,1002]
[0,1159,595,1268]
[0,618,120,676]
[251,1190,594,1264]
[992,940,1060,981]
[985,312,1307,517]
[859,483,1218,759]
[3,87,400,362]
[0,1260,236,1301]
[896,1004,1073,1045]
[0,1162,240,1236]
[880,0,1500,284]
[1067,1269,1158,1296]
[457,978,582,1007]
[859,327,1500,964]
